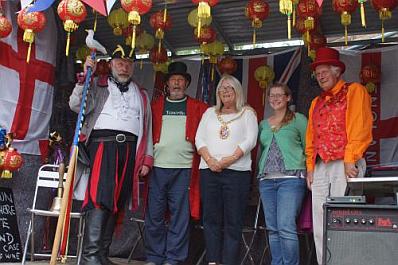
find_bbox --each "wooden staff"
[50,51,96,265]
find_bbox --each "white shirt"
[94,80,140,135]
[195,106,258,171]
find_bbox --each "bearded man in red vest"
[305,47,372,264]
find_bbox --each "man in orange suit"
[305,47,373,265]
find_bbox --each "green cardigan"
[258,112,308,174]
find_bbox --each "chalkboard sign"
[0,187,22,262]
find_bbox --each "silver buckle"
[115,134,126,143]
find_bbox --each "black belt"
[91,133,137,143]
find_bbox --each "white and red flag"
[340,46,398,166]
[0,1,57,155]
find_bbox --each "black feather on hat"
[164,61,191,86]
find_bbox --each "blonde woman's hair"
[269,82,295,127]
[215,74,246,112]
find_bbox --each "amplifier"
[323,204,398,265]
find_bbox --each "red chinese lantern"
[295,16,317,43]
[95,60,110,76]
[332,0,358,45]
[371,0,398,42]
[218,57,238,75]
[17,8,46,63]
[149,10,172,52]
[246,0,270,45]
[149,46,168,64]
[297,0,322,43]
[1,148,23,179]
[308,31,327,59]
[194,26,216,44]
[0,14,12,39]
[192,0,219,38]
[360,64,381,93]
[57,0,87,56]
[121,0,152,50]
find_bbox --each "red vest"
[312,84,349,163]
[150,96,208,219]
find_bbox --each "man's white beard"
[112,69,131,83]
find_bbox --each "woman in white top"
[196,74,258,265]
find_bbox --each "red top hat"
[310,47,345,73]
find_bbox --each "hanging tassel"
[131,25,137,49]
[359,0,366,28]
[293,6,296,27]
[253,27,256,46]
[381,20,385,42]
[93,10,97,32]
[341,12,351,46]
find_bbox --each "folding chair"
[240,195,270,265]
[127,216,145,262]
[21,164,85,265]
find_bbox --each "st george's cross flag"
[0,1,57,155]
[340,46,398,166]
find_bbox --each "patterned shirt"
[258,136,305,179]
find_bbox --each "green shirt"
[154,97,194,168]
[258,112,308,174]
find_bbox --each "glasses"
[269,93,286,99]
[219,85,234,91]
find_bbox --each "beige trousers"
[311,159,366,264]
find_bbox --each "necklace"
[216,108,246,140]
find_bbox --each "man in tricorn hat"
[69,45,153,265]
[145,61,208,265]
[305,47,372,264]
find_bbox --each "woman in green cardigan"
[257,83,307,265]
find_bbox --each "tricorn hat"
[310,47,345,74]
[111,44,135,61]
[164,61,191,85]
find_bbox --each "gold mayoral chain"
[216,108,246,140]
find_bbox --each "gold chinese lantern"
[192,0,219,38]
[121,0,153,50]
[254,65,275,104]
[371,0,398,42]
[246,0,270,45]
[188,7,212,29]
[332,0,358,45]
[202,40,224,80]
[107,8,129,36]
[153,61,169,73]
[136,31,155,69]
[297,0,322,44]
[75,45,91,63]
[57,0,87,56]
[17,8,47,63]
[360,64,381,93]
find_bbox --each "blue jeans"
[200,169,251,265]
[259,178,306,265]
[144,167,191,265]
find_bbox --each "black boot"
[81,208,110,265]
[100,214,118,265]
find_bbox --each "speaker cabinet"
[323,204,398,265]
